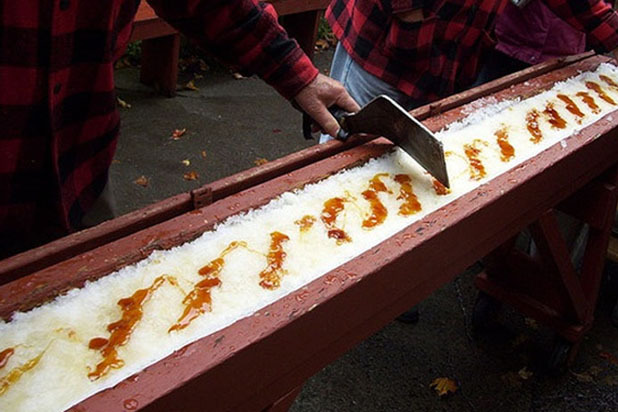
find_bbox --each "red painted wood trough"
[1,53,617,411]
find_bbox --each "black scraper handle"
[302,106,351,141]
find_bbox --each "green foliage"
[317,16,333,41]
[124,41,142,65]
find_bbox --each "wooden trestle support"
[475,165,618,372]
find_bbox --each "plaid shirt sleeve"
[147,0,319,100]
[544,0,618,52]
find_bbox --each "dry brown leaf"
[501,372,523,387]
[181,159,191,166]
[200,150,207,159]
[604,375,618,386]
[183,171,199,181]
[232,72,246,80]
[571,371,594,383]
[600,351,618,366]
[588,366,603,376]
[114,57,131,70]
[116,97,131,109]
[134,175,149,187]
[518,367,533,380]
[185,80,199,91]
[315,39,330,50]
[524,317,539,330]
[171,128,187,140]
[429,377,458,396]
[511,334,530,348]
[254,158,269,166]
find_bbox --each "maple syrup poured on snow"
[88,275,174,380]
[543,102,567,129]
[362,190,388,228]
[586,81,616,105]
[321,197,351,244]
[362,174,390,228]
[463,140,487,180]
[0,350,44,396]
[525,110,543,143]
[259,232,290,290]
[368,173,391,193]
[0,348,14,370]
[295,215,316,233]
[394,174,422,215]
[557,94,584,119]
[169,241,245,333]
[494,127,515,162]
[576,91,601,114]
[432,179,450,195]
[600,74,618,88]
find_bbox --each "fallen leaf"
[199,59,209,72]
[185,80,199,91]
[181,159,191,166]
[254,158,268,166]
[429,377,458,396]
[603,375,618,386]
[200,150,207,159]
[518,367,533,380]
[183,171,199,181]
[171,128,187,140]
[114,57,131,70]
[501,372,522,387]
[599,351,618,366]
[117,97,131,109]
[232,72,246,80]
[134,176,149,187]
[272,128,282,134]
[511,334,530,348]
[571,371,593,383]
[588,366,603,376]
[524,317,539,330]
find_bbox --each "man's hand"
[612,47,618,63]
[293,73,360,138]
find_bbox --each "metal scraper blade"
[341,95,450,188]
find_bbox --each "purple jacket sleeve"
[544,0,618,53]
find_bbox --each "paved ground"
[113,49,618,412]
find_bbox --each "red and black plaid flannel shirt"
[327,0,618,101]
[0,0,317,251]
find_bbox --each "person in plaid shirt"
[323,0,618,116]
[0,0,359,258]
[323,0,618,323]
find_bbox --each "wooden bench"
[129,0,330,97]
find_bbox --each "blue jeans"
[320,43,425,143]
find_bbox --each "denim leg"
[320,44,419,143]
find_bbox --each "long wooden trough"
[1,54,617,411]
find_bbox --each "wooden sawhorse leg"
[475,166,618,370]
[279,11,322,61]
[139,33,180,97]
